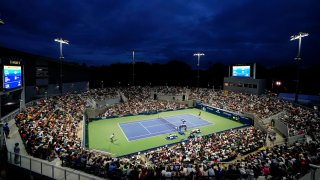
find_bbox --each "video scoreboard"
[232,65,251,77]
[3,65,22,91]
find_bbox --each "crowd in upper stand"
[190,89,285,119]
[100,86,187,117]
[188,88,319,137]
[12,86,320,179]
[153,86,188,95]
[15,95,85,160]
[82,88,119,101]
[280,104,319,137]
[102,99,187,117]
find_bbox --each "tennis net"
[159,117,176,130]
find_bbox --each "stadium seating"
[13,87,320,179]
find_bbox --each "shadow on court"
[108,138,120,145]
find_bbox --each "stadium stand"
[5,87,320,179]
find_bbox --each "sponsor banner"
[196,103,252,125]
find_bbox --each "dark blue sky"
[0,0,319,67]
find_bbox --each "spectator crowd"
[100,86,187,117]
[12,86,320,179]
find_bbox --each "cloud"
[0,0,319,67]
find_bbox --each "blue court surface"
[119,114,212,141]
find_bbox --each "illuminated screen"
[232,65,251,77]
[3,65,22,90]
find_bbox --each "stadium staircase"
[5,118,28,156]
[119,92,128,102]
[265,128,285,147]
[4,113,103,179]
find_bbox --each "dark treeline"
[88,60,320,95]
[1,46,318,95]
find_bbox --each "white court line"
[139,122,151,134]
[122,113,213,141]
[118,123,129,142]
[128,129,173,141]
[187,120,196,126]
[127,122,214,142]
[121,120,175,142]
[143,121,177,128]
[120,113,191,126]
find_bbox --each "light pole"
[290,32,308,103]
[19,99,23,113]
[0,19,4,123]
[193,52,205,88]
[54,37,69,94]
[132,50,135,86]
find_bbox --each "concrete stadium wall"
[279,93,320,104]
[25,81,89,101]
[95,97,121,108]
[176,100,194,107]
[156,94,185,101]
[86,107,108,119]
[61,81,89,93]
[223,77,266,95]
[274,118,289,137]
[25,86,37,102]
[241,112,269,134]
[287,134,305,145]
[243,112,288,137]
[263,111,286,124]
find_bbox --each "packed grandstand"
[13,86,320,179]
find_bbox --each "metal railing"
[7,151,103,180]
[1,98,39,123]
[309,164,320,180]
[1,109,20,123]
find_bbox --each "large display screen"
[232,65,251,77]
[3,65,22,91]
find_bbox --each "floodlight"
[193,52,205,87]
[290,32,309,41]
[290,32,309,103]
[54,38,69,44]
[54,37,69,94]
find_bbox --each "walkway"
[5,118,104,180]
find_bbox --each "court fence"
[82,112,88,148]
[196,103,253,125]
[115,124,250,159]
[87,107,193,121]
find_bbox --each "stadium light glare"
[54,38,69,44]
[54,37,69,94]
[275,81,282,86]
[193,52,205,87]
[290,32,309,41]
[290,32,308,61]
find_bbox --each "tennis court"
[119,114,212,141]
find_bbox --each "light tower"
[54,37,69,94]
[193,52,205,87]
[0,18,4,129]
[290,32,308,102]
[132,50,135,86]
